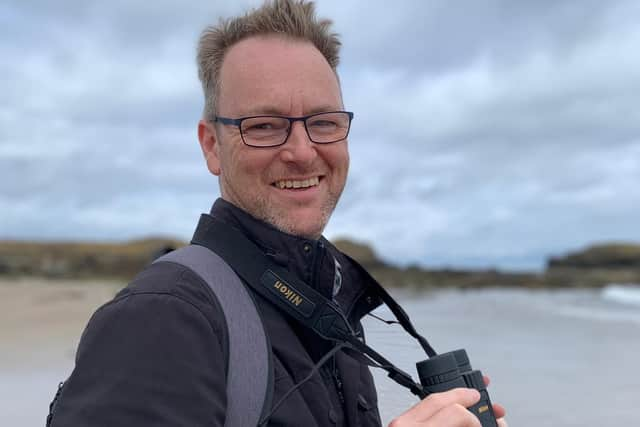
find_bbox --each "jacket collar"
[208,198,382,321]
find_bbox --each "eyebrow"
[241,105,343,116]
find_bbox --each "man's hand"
[388,388,508,427]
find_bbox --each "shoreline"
[2,239,640,288]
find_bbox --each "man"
[48,1,506,426]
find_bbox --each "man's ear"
[198,119,221,176]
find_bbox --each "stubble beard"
[220,173,343,240]
[248,187,341,240]
[262,192,339,239]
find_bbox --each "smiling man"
[47,1,506,426]
[198,34,350,239]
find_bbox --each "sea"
[2,284,639,426]
[365,284,640,426]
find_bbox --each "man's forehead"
[217,36,342,114]
[225,35,323,62]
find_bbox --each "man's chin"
[269,213,328,240]
[277,222,325,240]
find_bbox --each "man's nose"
[280,121,317,164]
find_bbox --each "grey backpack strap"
[154,245,272,427]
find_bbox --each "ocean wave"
[552,305,640,325]
[537,286,640,324]
[602,283,640,307]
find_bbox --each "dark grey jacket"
[49,199,384,426]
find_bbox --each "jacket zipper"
[313,242,345,407]
[309,240,324,290]
[331,356,345,405]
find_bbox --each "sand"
[0,277,122,370]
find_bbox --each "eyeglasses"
[213,111,354,148]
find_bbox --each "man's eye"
[243,118,289,133]
[247,122,275,130]
[309,120,337,128]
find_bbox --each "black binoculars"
[417,349,498,427]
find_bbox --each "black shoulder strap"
[191,214,432,399]
[191,214,356,342]
[154,245,274,426]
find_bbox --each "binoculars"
[417,349,498,427]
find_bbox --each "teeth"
[275,176,320,189]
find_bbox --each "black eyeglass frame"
[213,111,354,148]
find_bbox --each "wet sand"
[0,278,121,426]
[0,278,121,370]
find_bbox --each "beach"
[2,279,639,426]
[0,278,121,426]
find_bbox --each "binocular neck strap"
[339,252,437,358]
[191,214,431,397]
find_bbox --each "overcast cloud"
[1,0,639,270]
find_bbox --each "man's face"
[198,36,349,239]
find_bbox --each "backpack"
[154,245,274,426]
[46,244,273,427]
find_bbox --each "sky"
[1,0,639,271]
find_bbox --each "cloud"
[2,0,639,270]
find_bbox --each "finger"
[497,417,508,427]
[424,403,481,427]
[483,375,490,387]
[492,403,506,418]
[405,388,481,422]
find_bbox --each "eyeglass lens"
[240,112,350,147]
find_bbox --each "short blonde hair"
[196,0,341,120]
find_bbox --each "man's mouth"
[272,176,321,190]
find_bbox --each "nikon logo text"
[261,270,315,317]
[274,281,304,306]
